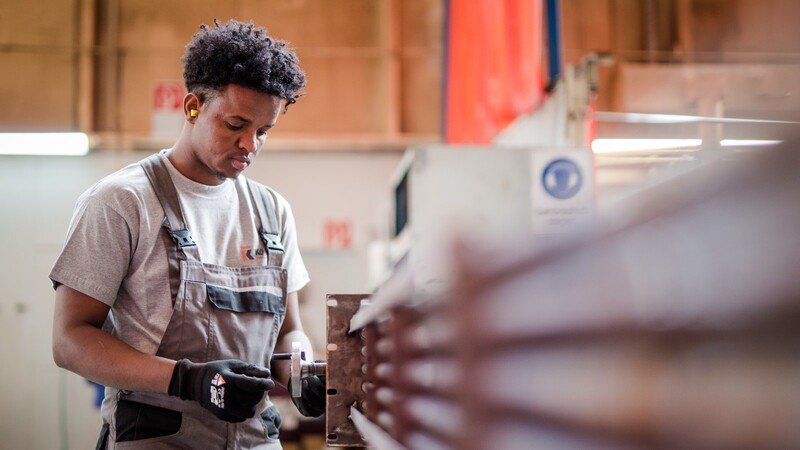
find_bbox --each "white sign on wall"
[151,81,185,141]
[531,148,594,235]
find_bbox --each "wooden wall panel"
[400,0,443,135]
[560,0,615,64]
[0,0,443,140]
[688,0,741,55]
[113,0,394,137]
[118,1,233,49]
[244,0,387,135]
[0,0,76,131]
[117,52,184,136]
[242,0,382,48]
[560,0,800,114]
[400,53,442,135]
[0,0,75,46]
[115,1,242,135]
[693,0,800,56]
[0,53,74,131]
[277,55,388,135]
[560,0,800,63]
[3,0,798,142]
[560,0,619,112]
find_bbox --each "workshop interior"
[1,0,799,449]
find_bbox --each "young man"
[50,20,324,449]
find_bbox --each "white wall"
[0,149,402,448]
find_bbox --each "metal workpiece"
[373,387,397,408]
[405,432,453,450]
[404,313,457,355]
[374,336,394,357]
[349,407,407,450]
[326,294,371,447]
[402,357,461,394]
[388,306,462,448]
[373,362,394,381]
[387,305,415,446]
[334,145,800,450]
[332,283,466,448]
[363,323,382,423]
[403,395,464,442]
[375,411,395,432]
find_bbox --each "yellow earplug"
[189,109,198,118]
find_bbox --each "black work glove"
[168,359,274,423]
[288,375,326,417]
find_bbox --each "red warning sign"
[323,219,353,249]
[153,81,184,110]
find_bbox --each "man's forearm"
[54,321,176,393]
[52,285,175,393]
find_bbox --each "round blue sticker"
[542,158,582,200]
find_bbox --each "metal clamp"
[274,342,327,399]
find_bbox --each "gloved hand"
[288,374,326,417]
[168,359,274,423]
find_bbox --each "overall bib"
[99,154,287,449]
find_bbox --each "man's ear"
[184,93,202,121]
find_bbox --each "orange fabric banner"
[445,0,544,144]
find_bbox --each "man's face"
[187,84,282,185]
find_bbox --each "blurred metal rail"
[327,141,800,449]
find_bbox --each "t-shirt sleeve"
[49,195,133,306]
[279,199,310,294]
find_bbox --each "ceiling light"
[596,112,800,125]
[720,139,782,147]
[592,138,702,154]
[0,132,90,156]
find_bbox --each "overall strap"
[140,153,201,301]
[246,178,284,267]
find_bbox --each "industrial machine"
[293,140,800,449]
[375,145,595,297]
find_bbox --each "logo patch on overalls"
[210,373,226,408]
[240,245,266,261]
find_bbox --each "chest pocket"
[206,285,286,315]
[206,281,286,364]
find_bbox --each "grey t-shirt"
[50,151,310,355]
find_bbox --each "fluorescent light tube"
[0,132,90,156]
[720,139,782,147]
[592,138,702,153]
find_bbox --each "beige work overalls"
[99,154,286,449]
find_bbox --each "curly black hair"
[182,19,306,110]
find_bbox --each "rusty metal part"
[326,294,371,447]
[364,323,381,423]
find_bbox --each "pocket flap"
[206,285,286,315]
[115,399,182,442]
